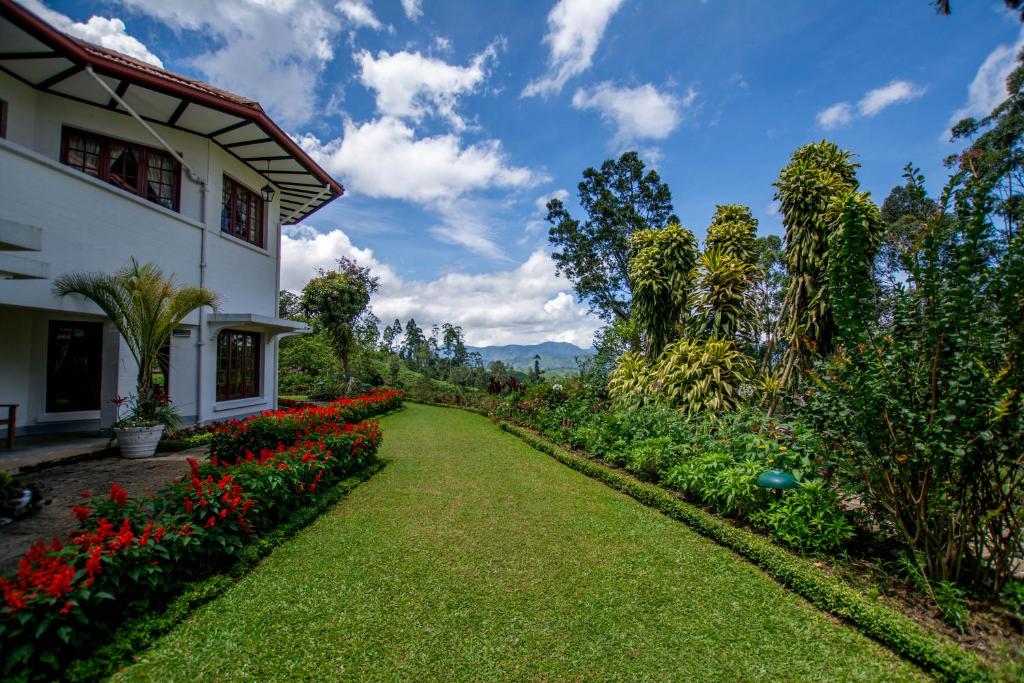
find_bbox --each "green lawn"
[117,404,923,681]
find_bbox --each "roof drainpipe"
[85,64,210,425]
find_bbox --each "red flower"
[109,483,129,506]
[60,601,75,615]
[71,505,92,522]
[179,523,193,537]
[204,516,216,529]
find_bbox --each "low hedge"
[498,422,990,683]
[0,390,403,682]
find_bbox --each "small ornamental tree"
[627,223,698,357]
[300,258,378,382]
[54,259,219,425]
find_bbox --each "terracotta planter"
[114,424,165,459]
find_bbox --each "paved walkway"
[0,448,205,573]
[118,405,922,681]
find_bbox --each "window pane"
[107,144,140,193]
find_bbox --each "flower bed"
[0,390,402,681]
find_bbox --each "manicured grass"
[117,404,924,681]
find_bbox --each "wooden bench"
[0,404,17,449]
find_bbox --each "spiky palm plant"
[607,351,654,408]
[54,259,220,420]
[628,223,698,357]
[691,248,757,342]
[706,204,758,264]
[772,140,860,396]
[654,338,753,416]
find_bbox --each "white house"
[0,0,344,436]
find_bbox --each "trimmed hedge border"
[62,460,387,682]
[490,420,989,682]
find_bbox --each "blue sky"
[29,0,1024,345]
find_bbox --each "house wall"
[0,70,286,434]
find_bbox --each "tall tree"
[300,258,378,380]
[547,151,679,324]
[705,204,758,264]
[278,290,301,319]
[627,223,698,357]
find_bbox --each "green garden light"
[756,469,798,491]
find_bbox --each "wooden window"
[60,127,181,211]
[216,329,260,401]
[46,321,103,413]
[220,175,264,247]
[0,99,7,138]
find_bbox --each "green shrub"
[624,437,680,482]
[750,481,852,553]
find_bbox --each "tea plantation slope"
[118,404,925,681]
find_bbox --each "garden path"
[117,404,924,681]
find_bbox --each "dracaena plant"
[54,258,220,427]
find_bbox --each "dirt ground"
[0,448,206,574]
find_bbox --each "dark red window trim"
[216,329,261,402]
[59,126,182,211]
[220,174,265,248]
[0,99,7,139]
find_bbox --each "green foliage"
[607,351,653,408]
[774,140,862,376]
[653,338,752,415]
[691,248,757,341]
[278,331,341,396]
[300,258,378,379]
[547,151,679,324]
[53,259,219,415]
[750,481,853,553]
[624,437,680,482]
[826,188,884,344]
[803,172,1024,594]
[627,223,699,356]
[706,203,758,264]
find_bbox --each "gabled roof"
[0,0,343,224]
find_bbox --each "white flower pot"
[115,424,165,459]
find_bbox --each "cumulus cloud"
[281,226,600,346]
[21,0,163,67]
[816,102,854,129]
[572,82,690,145]
[355,42,501,129]
[336,0,385,31]
[522,0,626,97]
[294,118,543,204]
[401,0,423,21]
[816,79,926,130]
[112,0,357,126]
[948,30,1024,132]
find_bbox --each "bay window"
[221,175,264,247]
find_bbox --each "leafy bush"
[0,390,400,681]
[750,481,853,553]
[625,437,680,482]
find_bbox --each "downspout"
[85,65,209,424]
[273,209,281,410]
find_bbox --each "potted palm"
[54,259,219,458]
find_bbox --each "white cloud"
[282,226,600,346]
[401,0,423,20]
[294,118,544,204]
[572,82,688,145]
[336,0,385,31]
[816,102,854,130]
[949,31,1024,129]
[816,79,925,130]
[858,80,926,117]
[525,188,569,235]
[21,0,163,67]
[355,42,500,129]
[522,0,626,97]
[113,0,350,127]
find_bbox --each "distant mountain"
[467,341,594,372]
